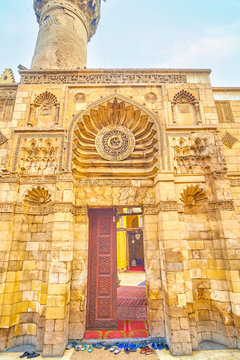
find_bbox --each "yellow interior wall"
[117,215,127,270]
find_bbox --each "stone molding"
[143,200,235,215]
[0,202,88,215]
[20,71,187,85]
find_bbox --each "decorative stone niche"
[28,91,60,127]
[171,90,201,126]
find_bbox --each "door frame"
[86,208,117,330]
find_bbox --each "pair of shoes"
[140,346,155,355]
[80,344,94,352]
[66,340,79,350]
[110,346,118,352]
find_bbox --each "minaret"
[31,0,102,69]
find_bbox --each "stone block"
[171,330,191,343]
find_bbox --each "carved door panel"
[87,208,117,329]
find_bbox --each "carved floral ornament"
[180,184,207,205]
[24,186,51,205]
[95,125,135,161]
[72,97,158,178]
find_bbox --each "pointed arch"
[67,94,167,177]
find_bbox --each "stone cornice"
[19,69,197,85]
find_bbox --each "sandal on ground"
[145,347,155,355]
[140,346,147,354]
[66,341,76,350]
[124,347,131,354]
[74,344,81,351]
[81,344,87,351]
[114,348,122,355]
[27,353,40,359]
[93,343,103,349]
[104,345,112,350]
[88,345,94,352]
[20,352,30,358]
[157,343,163,350]
[110,346,118,352]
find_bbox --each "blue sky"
[0,0,240,86]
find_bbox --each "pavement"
[1,348,240,360]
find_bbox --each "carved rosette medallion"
[95,125,136,161]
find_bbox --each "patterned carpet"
[84,320,149,339]
[117,286,147,320]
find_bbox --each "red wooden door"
[87,208,117,329]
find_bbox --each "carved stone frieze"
[20,72,187,85]
[74,178,133,187]
[208,201,235,212]
[0,202,88,215]
[143,201,178,215]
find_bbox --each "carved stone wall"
[0,70,239,357]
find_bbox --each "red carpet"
[84,320,149,339]
[117,286,147,320]
[127,265,145,272]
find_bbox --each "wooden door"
[87,208,117,329]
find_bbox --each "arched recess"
[68,94,166,178]
[171,89,201,125]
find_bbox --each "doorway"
[86,207,148,338]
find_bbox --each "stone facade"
[0,0,240,358]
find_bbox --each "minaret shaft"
[31,0,101,69]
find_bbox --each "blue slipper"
[20,352,30,358]
[104,345,112,350]
[27,353,40,359]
